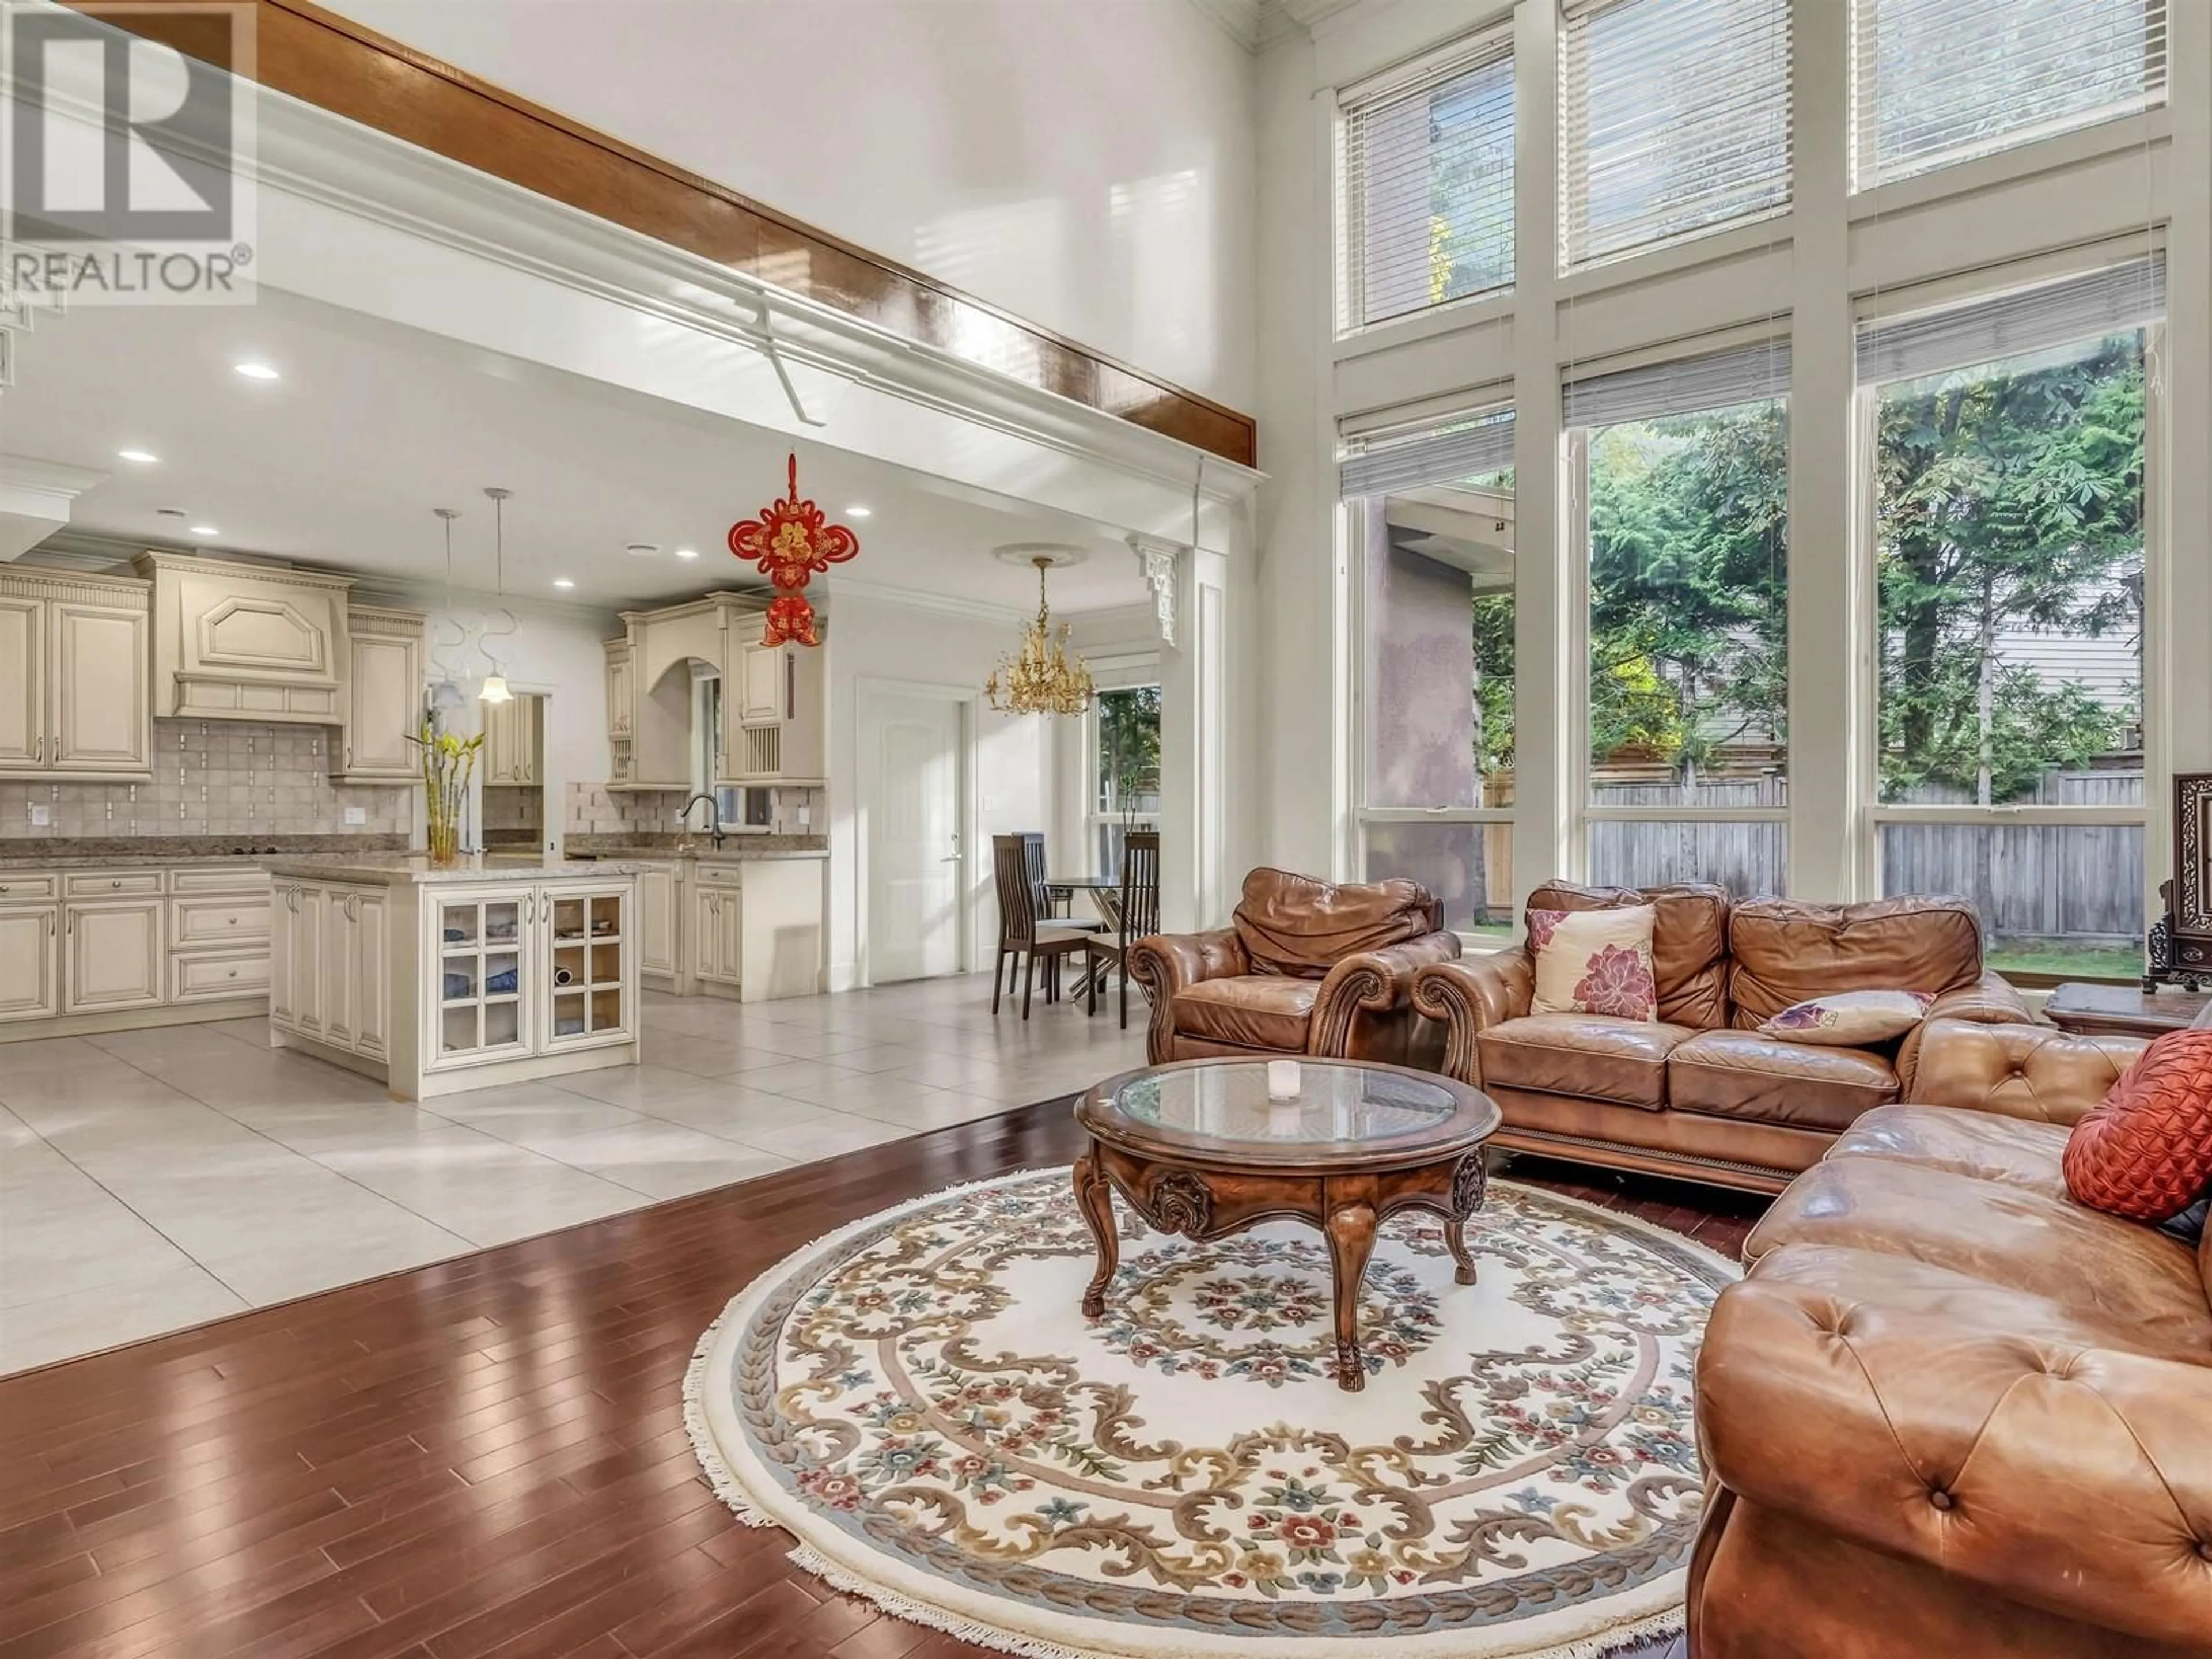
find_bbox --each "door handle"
[33,735,42,763]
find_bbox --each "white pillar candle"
[1266,1059,1301,1100]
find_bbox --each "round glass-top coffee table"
[1073,1057,1501,1392]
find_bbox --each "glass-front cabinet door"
[543,885,630,1050]
[434,889,530,1064]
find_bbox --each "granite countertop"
[264,854,648,886]
[563,834,828,863]
[0,835,408,870]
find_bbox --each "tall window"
[1560,0,1793,271]
[1339,30,1514,331]
[1863,256,2161,979]
[1569,343,1790,895]
[1850,0,2168,190]
[1344,407,1517,939]
[1089,685,1161,876]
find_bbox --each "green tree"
[1875,333,2143,802]
[1586,402,1790,793]
[1097,686,1161,813]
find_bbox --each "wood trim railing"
[79,0,1259,469]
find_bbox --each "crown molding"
[825,575,1030,629]
[1191,0,1368,51]
[1185,0,1264,51]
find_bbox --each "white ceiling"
[0,290,1149,614]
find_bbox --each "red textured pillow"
[2063,1028,2212,1222]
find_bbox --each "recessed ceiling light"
[116,448,160,464]
[844,504,873,518]
[673,547,698,560]
[233,361,280,381]
[553,578,575,589]
[188,524,219,537]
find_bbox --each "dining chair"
[1019,832,1105,934]
[990,834,1094,1018]
[1085,830,1161,1028]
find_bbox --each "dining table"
[1046,876,1124,1006]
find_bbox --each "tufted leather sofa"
[1690,1016,2212,1657]
[1411,881,2031,1192]
[1126,868,1460,1067]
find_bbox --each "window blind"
[1855,254,2166,384]
[1850,0,2168,190]
[1565,339,1791,427]
[1341,31,1514,329]
[1340,408,1516,499]
[1559,0,1792,271]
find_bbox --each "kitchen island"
[265,855,645,1101]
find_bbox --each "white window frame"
[1564,394,1793,894]
[1085,674,1163,874]
[1344,487,1517,946]
[1336,24,1518,337]
[1853,319,2166,964]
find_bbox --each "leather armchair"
[1127,868,1459,1065]
[1691,1017,2212,1658]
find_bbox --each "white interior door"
[863,691,964,983]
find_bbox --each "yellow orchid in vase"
[408,717,485,867]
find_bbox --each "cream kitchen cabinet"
[638,862,680,984]
[0,863,268,1041]
[722,637,825,785]
[604,642,634,738]
[340,608,426,782]
[483,694,541,786]
[0,569,153,781]
[63,898,165,1015]
[272,878,384,1062]
[0,905,61,1022]
[270,861,639,1100]
[691,873,744,989]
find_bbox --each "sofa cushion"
[1478,1013,1696,1109]
[1830,1104,2073,1203]
[1745,1157,2212,1359]
[1232,868,1437,979]
[1726,896,1984,1027]
[1525,881,1730,1028]
[1759,988,1933,1046]
[1669,1031,1900,1132]
[1172,975,1318,1051]
[1529,906,1658,1021]
[2064,1028,2212,1223]
[1747,1241,2212,1363]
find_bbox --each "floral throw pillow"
[1757,989,1935,1046]
[1529,905,1659,1022]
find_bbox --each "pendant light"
[478,486,515,704]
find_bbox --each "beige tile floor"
[0,974,1147,1376]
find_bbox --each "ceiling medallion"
[986,551,1094,717]
[727,453,859,647]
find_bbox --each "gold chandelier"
[986,555,1095,716]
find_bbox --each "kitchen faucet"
[679,792,725,850]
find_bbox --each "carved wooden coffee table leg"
[1073,1146,1119,1319]
[1324,1198,1377,1392]
[1447,1152,1488,1286]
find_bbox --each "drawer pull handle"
[110,880,122,889]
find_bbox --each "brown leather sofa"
[1691,1017,2212,1658]
[1411,881,2031,1192]
[1127,868,1460,1066]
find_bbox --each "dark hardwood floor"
[0,1098,1760,1659]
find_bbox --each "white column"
[1153,537,1232,932]
[1508,0,1571,907]
[1785,0,1859,901]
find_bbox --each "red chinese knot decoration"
[726,453,859,646]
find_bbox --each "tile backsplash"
[0,719,411,840]
[565,782,822,838]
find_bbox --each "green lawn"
[1983,942,2143,982]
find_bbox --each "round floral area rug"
[685,1167,1739,1659]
